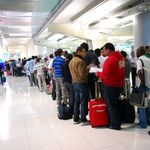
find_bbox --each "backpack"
[57,103,72,120]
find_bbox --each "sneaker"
[81,120,90,126]
[135,123,147,129]
[73,120,81,125]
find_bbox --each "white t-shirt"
[129,57,137,68]
[98,56,108,68]
[48,58,54,70]
[136,55,150,88]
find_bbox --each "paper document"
[89,67,102,73]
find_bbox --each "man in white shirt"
[48,55,56,100]
[136,46,150,128]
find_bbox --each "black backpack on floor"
[57,103,72,120]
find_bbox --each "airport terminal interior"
[0,0,150,149]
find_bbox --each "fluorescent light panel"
[75,0,130,24]
[47,34,65,41]
[9,33,31,37]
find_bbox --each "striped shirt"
[52,56,65,78]
[34,62,46,75]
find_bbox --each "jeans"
[29,73,35,86]
[52,79,56,100]
[73,83,89,122]
[64,82,75,114]
[139,89,150,128]
[55,77,65,106]
[139,108,147,128]
[104,85,123,129]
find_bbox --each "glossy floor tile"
[0,77,150,150]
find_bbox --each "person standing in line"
[27,56,36,86]
[69,46,89,125]
[52,49,65,106]
[136,46,150,128]
[80,42,100,99]
[97,43,125,130]
[48,54,56,100]
[11,60,16,76]
[34,57,47,93]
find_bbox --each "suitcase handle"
[92,104,107,108]
[96,110,105,112]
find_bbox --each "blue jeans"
[64,82,75,115]
[138,88,150,128]
[73,83,89,122]
[139,108,147,128]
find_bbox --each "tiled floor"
[0,77,150,150]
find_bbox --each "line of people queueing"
[4,42,150,130]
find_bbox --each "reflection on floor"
[0,77,150,150]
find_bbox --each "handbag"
[130,86,148,108]
[129,59,148,108]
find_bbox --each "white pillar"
[134,12,150,49]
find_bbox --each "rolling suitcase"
[89,98,109,127]
[89,80,109,127]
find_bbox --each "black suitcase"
[119,99,135,123]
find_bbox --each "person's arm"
[136,59,144,86]
[137,70,145,86]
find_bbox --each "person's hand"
[87,64,95,70]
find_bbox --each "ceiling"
[36,0,150,49]
[1,0,150,50]
[0,0,37,46]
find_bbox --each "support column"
[134,12,150,49]
[86,40,93,50]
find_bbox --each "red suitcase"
[89,98,109,127]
